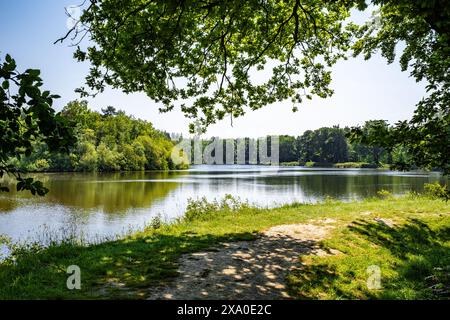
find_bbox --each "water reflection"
[0,166,446,244]
[0,171,184,213]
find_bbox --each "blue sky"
[0,1,426,137]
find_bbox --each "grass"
[304,161,387,169]
[333,162,383,169]
[279,161,301,166]
[0,195,449,300]
[278,161,390,169]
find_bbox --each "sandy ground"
[148,222,338,300]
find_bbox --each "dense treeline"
[12,100,412,171]
[279,122,411,167]
[193,122,410,167]
[10,101,186,172]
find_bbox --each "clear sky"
[0,0,426,138]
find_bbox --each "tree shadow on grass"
[0,229,321,299]
[2,219,448,299]
[79,231,263,298]
[0,231,257,299]
[147,233,320,300]
[288,218,449,299]
[348,218,449,299]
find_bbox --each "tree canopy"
[10,100,188,173]
[59,0,450,174]
[63,0,359,132]
[349,0,450,175]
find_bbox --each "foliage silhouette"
[0,54,75,195]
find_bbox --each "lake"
[0,165,446,246]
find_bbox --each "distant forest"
[9,101,186,172]
[192,122,411,168]
[11,101,412,172]
[277,123,411,167]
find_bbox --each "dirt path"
[148,222,337,300]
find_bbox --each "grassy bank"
[0,195,449,299]
[279,161,389,169]
[305,161,386,169]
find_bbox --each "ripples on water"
[0,165,445,246]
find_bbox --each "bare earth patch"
[148,223,337,300]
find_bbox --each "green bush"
[184,195,247,222]
[377,189,392,199]
[305,162,334,168]
[149,214,163,230]
[334,162,379,168]
[34,159,50,171]
[280,161,301,166]
[424,182,450,201]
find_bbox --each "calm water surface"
[0,165,445,245]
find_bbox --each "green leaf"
[28,69,41,77]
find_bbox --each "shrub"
[184,194,247,222]
[424,183,450,201]
[280,161,300,166]
[377,189,392,199]
[149,214,162,230]
[34,159,50,171]
[305,162,333,168]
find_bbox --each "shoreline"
[1,195,448,299]
[2,162,443,174]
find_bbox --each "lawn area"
[0,195,449,299]
[278,161,388,169]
